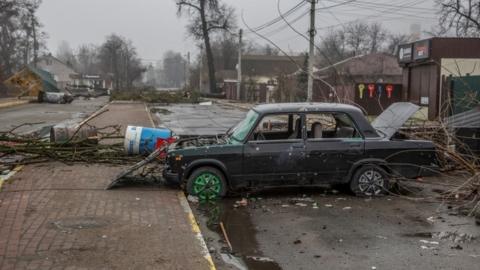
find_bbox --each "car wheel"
[186,167,227,200]
[350,165,389,196]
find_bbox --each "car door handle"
[291,144,304,149]
[349,143,362,147]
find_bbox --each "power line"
[315,0,437,31]
[244,1,307,33]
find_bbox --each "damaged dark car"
[163,102,439,200]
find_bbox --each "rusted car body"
[163,103,438,198]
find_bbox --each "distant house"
[3,65,61,98]
[219,54,305,102]
[313,53,403,115]
[35,54,78,90]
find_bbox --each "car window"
[230,109,259,142]
[250,113,301,141]
[306,113,361,139]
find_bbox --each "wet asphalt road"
[0,96,108,134]
[151,103,246,136]
[193,184,480,270]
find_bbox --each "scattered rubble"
[433,231,476,243]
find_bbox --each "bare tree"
[0,0,45,80]
[56,40,77,68]
[175,0,236,93]
[76,44,100,74]
[318,22,391,66]
[98,34,145,90]
[386,33,411,55]
[436,0,480,37]
[162,50,186,88]
[345,22,369,56]
[318,28,348,65]
[368,23,388,53]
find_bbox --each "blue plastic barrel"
[124,126,172,155]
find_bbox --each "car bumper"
[163,167,181,185]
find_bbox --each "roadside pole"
[307,0,317,102]
[237,29,243,101]
[199,45,203,93]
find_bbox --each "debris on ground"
[419,240,439,245]
[293,239,302,245]
[187,195,199,204]
[451,244,463,250]
[245,256,275,262]
[433,231,476,243]
[295,203,307,207]
[233,198,248,208]
[289,197,315,204]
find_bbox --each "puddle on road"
[196,200,282,270]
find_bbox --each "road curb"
[0,100,29,110]
[0,165,24,190]
[144,103,156,128]
[177,192,216,270]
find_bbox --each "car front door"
[242,113,306,186]
[304,112,365,183]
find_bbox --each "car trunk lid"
[371,102,420,139]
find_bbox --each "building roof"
[315,53,402,76]
[242,54,305,77]
[27,65,61,92]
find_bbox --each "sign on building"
[398,44,413,63]
[354,83,403,115]
[413,40,431,60]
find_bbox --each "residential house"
[219,54,305,102]
[35,54,78,90]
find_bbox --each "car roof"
[252,102,364,115]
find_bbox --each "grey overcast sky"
[38,0,438,64]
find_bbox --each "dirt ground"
[192,175,480,270]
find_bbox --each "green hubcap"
[193,172,222,200]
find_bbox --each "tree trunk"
[199,1,217,94]
[32,20,38,67]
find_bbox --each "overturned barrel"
[124,126,173,155]
[50,124,98,144]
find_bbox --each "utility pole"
[199,45,203,93]
[237,29,243,100]
[307,0,317,102]
[186,52,190,88]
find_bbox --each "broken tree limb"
[220,221,233,253]
[61,108,109,145]
[106,144,167,190]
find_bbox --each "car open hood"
[371,102,420,139]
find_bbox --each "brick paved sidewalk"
[0,102,214,270]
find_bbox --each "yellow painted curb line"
[0,165,24,190]
[177,192,216,270]
[144,103,156,128]
[0,100,29,109]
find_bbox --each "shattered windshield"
[229,109,259,142]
